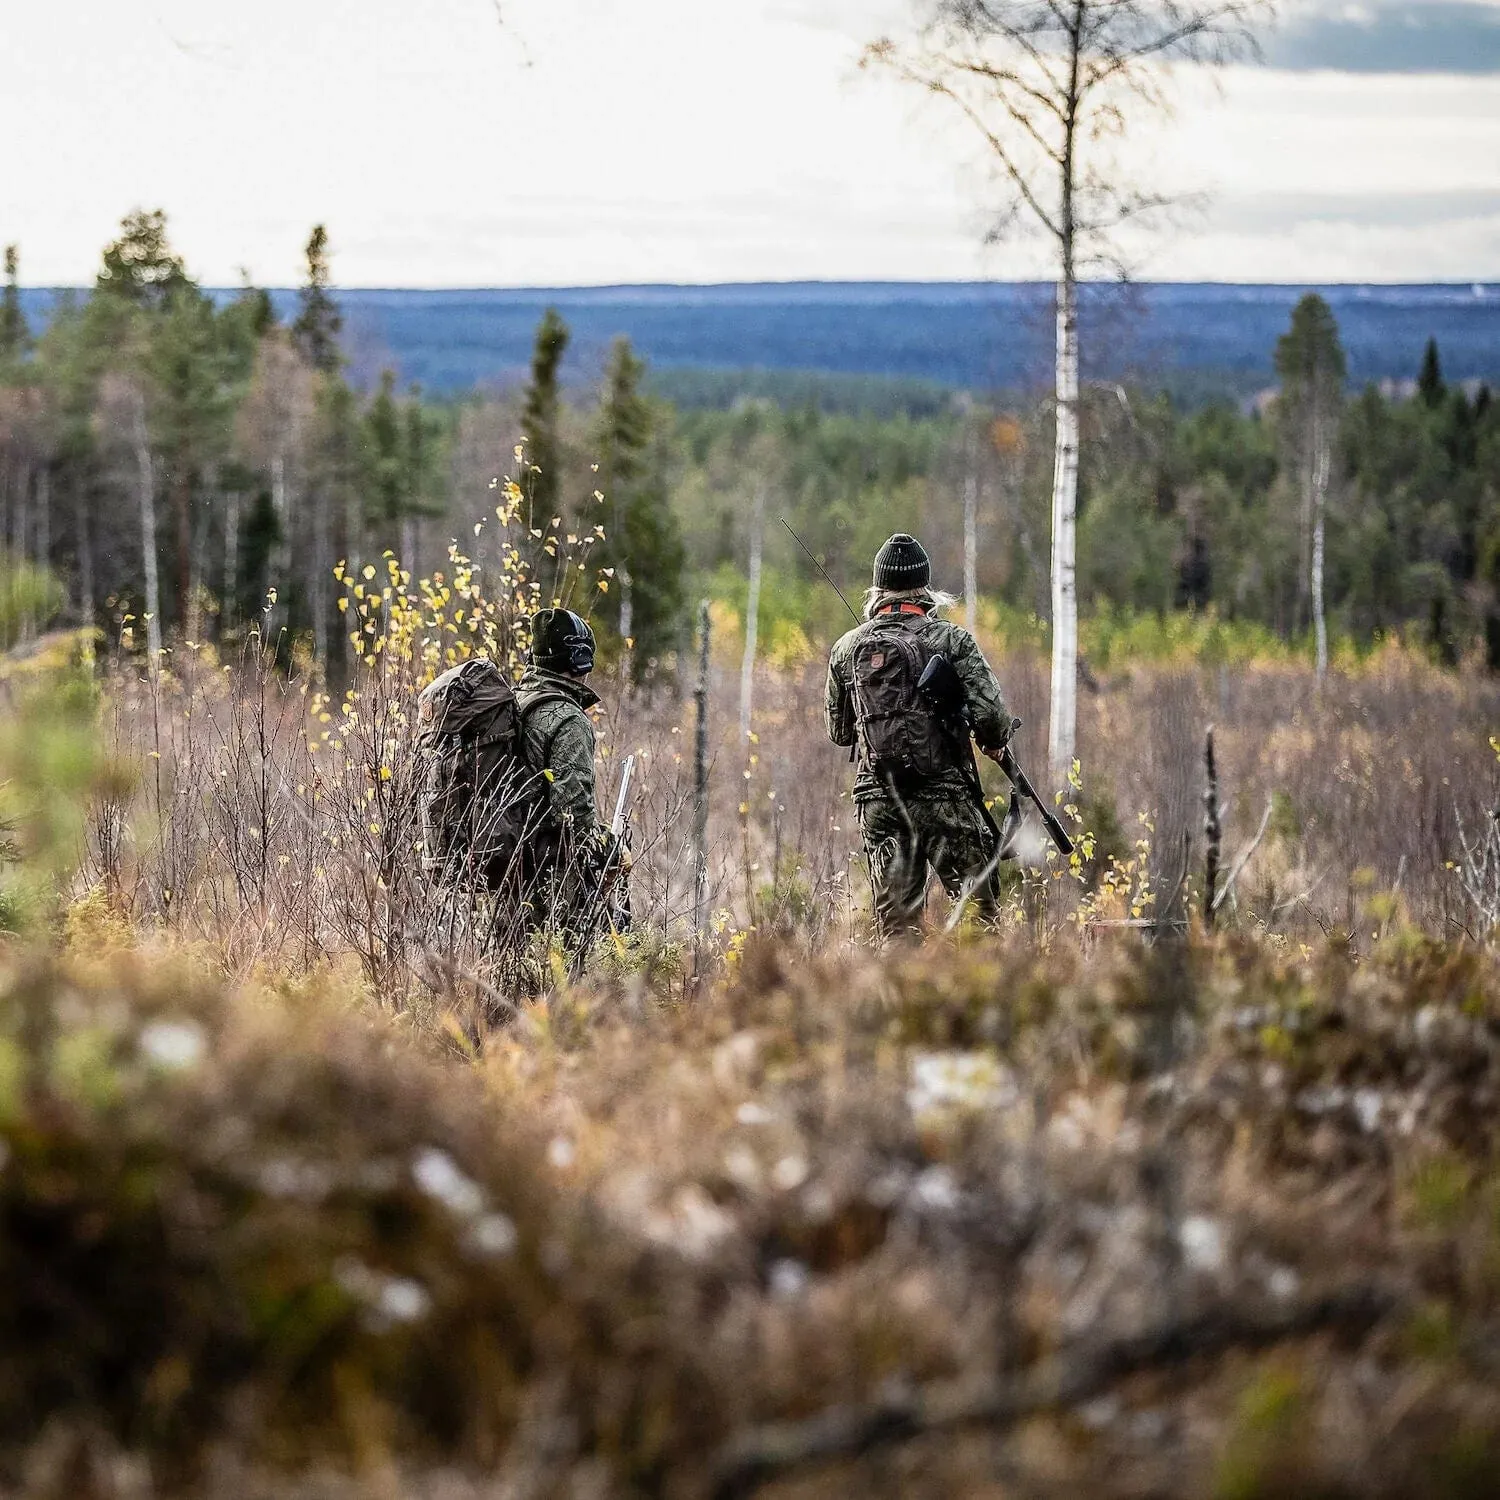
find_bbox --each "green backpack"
[416,658,558,889]
[849,616,964,784]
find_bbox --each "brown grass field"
[3,611,1500,1498]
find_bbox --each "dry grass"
[4,574,1499,1496]
[6,922,1500,1497]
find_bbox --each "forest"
[3,213,1500,678]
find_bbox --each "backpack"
[849,615,964,784]
[416,658,564,889]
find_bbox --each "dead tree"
[1204,725,1222,930]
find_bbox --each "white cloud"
[3,0,1497,285]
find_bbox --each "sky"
[4,0,1499,286]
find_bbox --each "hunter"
[514,606,624,944]
[825,533,1014,938]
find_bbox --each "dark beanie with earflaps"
[872,533,931,591]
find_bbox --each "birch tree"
[236,332,315,640]
[95,373,163,663]
[865,0,1266,779]
[1274,294,1345,683]
[739,476,767,742]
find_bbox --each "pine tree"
[1418,338,1446,409]
[293,226,343,375]
[1,245,28,360]
[520,308,569,519]
[1275,294,1346,680]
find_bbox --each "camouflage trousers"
[857,791,1004,939]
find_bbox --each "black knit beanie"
[872,533,931,591]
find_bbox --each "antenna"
[779,517,859,625]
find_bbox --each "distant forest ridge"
[18,281,1500,406]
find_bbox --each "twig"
[709,1283,1398,1500]
[1212,795,1274,914]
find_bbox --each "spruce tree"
[593,337,684,676]
[293,226,342,375]
[1418,338,1446,409]
[361,370,405,543]
[96,210,189,308]
[0,245,28,360]
[520,308,569,519]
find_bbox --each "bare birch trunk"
[1048,271,1080,782]
[223,490,240,631]
[270,452,290,638]
[739,480,765,742]
[693,600,711,953]
[1311,422,1329,683]
[619,569,634,675]
[129,387,163,664]
[312,485,329,669]
[75,478,94,631]
[962,427,979,636]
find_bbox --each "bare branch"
[1212,795,1274,913]
[863,41,1065,241]
[710,1282,1399,1499]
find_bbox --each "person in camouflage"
[514,608,621,945]
[825,534,1014,938]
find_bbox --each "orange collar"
[876,602,929,617]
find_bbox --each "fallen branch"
[709,1283,1398,1500]
[1212,795,1274,914]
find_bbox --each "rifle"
[916,655,1076,859]
[575,754,636,959]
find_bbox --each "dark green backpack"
[417,658,556,889]
[849,616,963,783]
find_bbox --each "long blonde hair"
[861,585,958,622]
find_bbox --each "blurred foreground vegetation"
[0,520,1494,1494]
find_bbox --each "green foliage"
[0,556,64,653]
[1420,337,1447,409]
[520,307,569,519]
[593,338,686,674]
[292,224,342,375]
[0,245,26,363]
[95,209,189,308]
[1214,1365,1310,1500]
[0,604,118,933]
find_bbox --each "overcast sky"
[5,0,1498,286]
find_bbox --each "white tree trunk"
[35,465,49,576]
[75,478,94,630]
[269,452,290,637]
[1311,424,1330,683]
[739,479,766,742]
[963,433,979,637]
[129,386,163,664]
[223,490,240,630]
[312,485,329,669]
[1048,273,1080,783]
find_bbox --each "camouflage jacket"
[514,668,602,839]
[825,603,1012,803]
